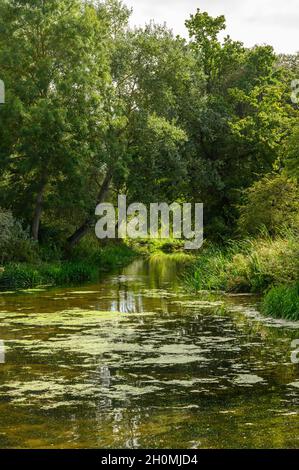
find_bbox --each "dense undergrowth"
[0,242,137,291]
[186,232,299,320]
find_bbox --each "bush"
[238,174,299,237]
[69,237,137,269]
[0,264,43,289]
[0,261,99,290]
[262,284,299,320]
[131,238,186,255]
[92,245,136,270]
[40,262,98,285]
[0,242,137,290]
[284,125,299,180]
[0,208,38,264]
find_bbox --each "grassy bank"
[262,283,299,321]
[0,235,190,292]
[186,233,299,320]
[0,243,137,291]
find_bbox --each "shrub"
[40,262,98,285]
[0,264,42,289]
[0,261,99,290]
[92,245,137,270]
[70,236,137,269]
[0,242,137,291]
[131,238,185,255]
[0,208,38,264]
[238,174,299,237]
[284,125,299,180]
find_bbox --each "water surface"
[0,257,298,448]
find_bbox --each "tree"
[0,0,110,240]
[183,9,295,237]
[238,174,299,236]
[67,21,193,246]
[282,125,299,180]
[0,3,297,250]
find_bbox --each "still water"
[0,257,298,448]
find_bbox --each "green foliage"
[0,261,97,290]
[0,0,110,239]
[238,174,299,236]
[186,234,299,294]
[109,24,192,205]
[132,238,186,255]
[183,9,295,233]
[0,264,42,289]
[40,262,99,286]
[186,9,226,84]
[0,2,298,301]
[68,236,137,267]
[0,243,137,290]
[262,284,299,320]
[93,245,137,270]
[283,125,299,180]
[0,208,37,263]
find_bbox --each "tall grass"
[186,233,299,294]
[185,232,299,320]
[262,284,299,321]
[0,242,137,291]
[0,261,98,290]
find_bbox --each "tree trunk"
[32,181,46,241]
[67,169,113,248]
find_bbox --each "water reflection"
[0,256,298,448]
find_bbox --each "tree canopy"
[0,1,298,247]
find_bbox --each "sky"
[126,0,299,54]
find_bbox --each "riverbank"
[1,234,298,321]
[186,233,299,320]
[0,237,190,292]
[0,244,137,291]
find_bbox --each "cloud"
[246,12,299,30]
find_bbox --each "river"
[0,256,298,448]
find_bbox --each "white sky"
[126,0,299,53]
